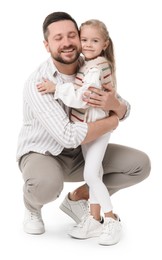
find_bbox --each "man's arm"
[110,96,127,120]
[82,113,119,144]
[26,75,120,149]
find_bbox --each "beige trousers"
[19,144,151,211]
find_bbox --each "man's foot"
[23,208,45,235]
[59,193,89,224]
[68,214,103,239]
[98,215,122,245]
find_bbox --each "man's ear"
[43,40,50,53]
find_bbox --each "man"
[16,12,151,240]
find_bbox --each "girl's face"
[80,25,108,60]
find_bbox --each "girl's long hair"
[80,19,117,88]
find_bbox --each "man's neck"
[53,60,78,75]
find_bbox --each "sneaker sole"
[69,230,102,239]
[99,235,121,246]
[99,239,120,246]
[24,227,45,235]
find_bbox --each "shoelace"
[29,211,41,221]
[102,219,116,235]
[79,200,89,214]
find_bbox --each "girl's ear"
[103,40,109,51]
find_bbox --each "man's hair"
[43,11,79,40]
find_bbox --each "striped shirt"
[16,57,88,161]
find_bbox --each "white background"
[0,0,161,259]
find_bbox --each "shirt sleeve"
[117,93,131,121]
[24,77,88,148]
[54,67,101,108]
[54,82,89,108]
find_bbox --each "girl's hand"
[36,78,56,95]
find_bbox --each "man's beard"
[51,50,80,65]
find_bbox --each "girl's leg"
[82,133,112,214]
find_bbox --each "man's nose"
[62,37,71,46]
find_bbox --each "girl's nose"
[85,41,91,47]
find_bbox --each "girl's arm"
[36,78,89,108]
[54,67,102,109]
[36,66,117,114]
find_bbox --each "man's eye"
[69,35,75,39]
[55,37,61,41]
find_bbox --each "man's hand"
[82,83,117,110]
[82,83,127,120]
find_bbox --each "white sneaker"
[23,209,45,235]
[98,216,122,245]
[68,214,103,239]
[59,193,89,224]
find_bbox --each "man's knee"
[24,176,63,205]
[139,152,151,180]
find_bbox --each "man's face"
[44,20,81,64]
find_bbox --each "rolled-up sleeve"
[117,94,131,121]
